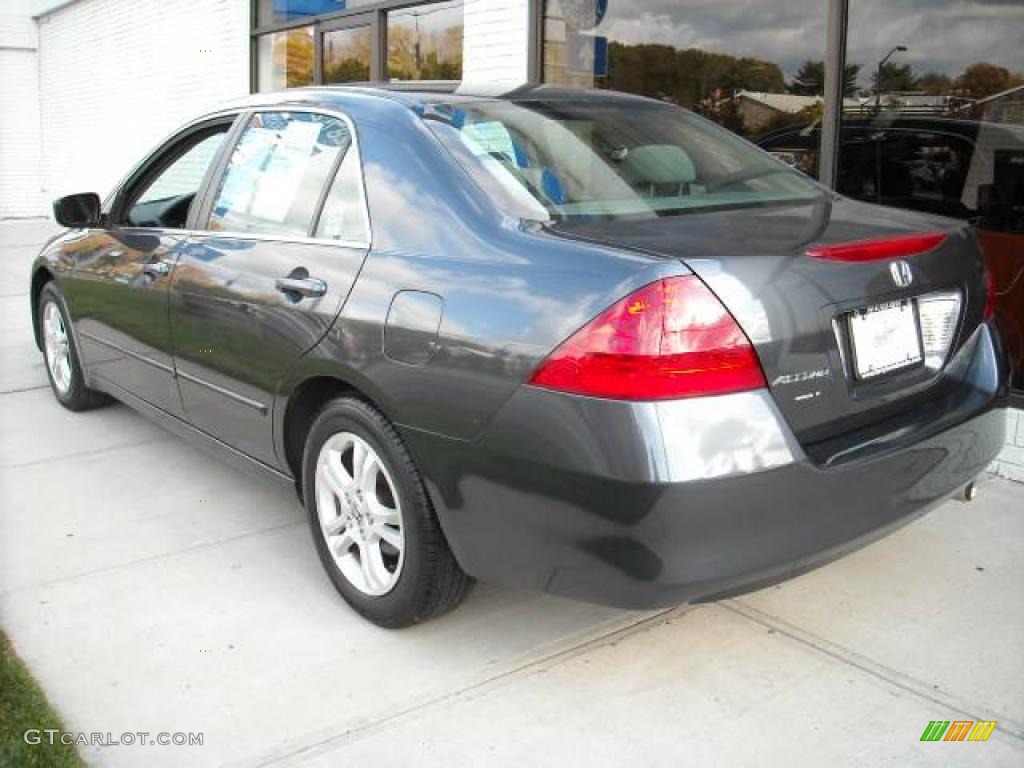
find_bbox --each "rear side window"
[315,149,369,243]
[208,111,351,236]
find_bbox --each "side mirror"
[53,193,101,228]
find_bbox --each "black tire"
[302,396,472,628]
[37,282,109,412]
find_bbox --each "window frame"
[109,113,245,233]
[250,0,460,91]
[192,107,373,249]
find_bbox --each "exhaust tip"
[955,480,979,503]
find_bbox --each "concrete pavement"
[1,219,1022,767]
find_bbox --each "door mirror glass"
[53,192,101,228]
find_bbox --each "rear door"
[70,117,236,417]
[171,109,371,466]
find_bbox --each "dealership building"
[1,0,1022,471]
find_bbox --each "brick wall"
[991,407,1024,483]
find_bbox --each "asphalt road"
[2,219,1022,767]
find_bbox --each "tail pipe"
[954,479,980,503]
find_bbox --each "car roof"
[214,82,663,115]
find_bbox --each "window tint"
[208,112,350,236]
[124,129,227,229]
[315,149,368,242]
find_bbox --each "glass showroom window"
[257,26,315,91]
[387,0,464,80]
[542,0,825,154]
[843,0,1024,394]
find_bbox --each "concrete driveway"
[2,219,1022,767]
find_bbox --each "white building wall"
[463,0,530,86]
[36,0,250,205]
[0,2,46,218]
[991,408,1024,483]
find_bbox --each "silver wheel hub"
[42,301,72,395]
[315,431,404,596]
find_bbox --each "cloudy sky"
[583,0,1024,84]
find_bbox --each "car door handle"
[142,260,172,278]
[275,276,327,298]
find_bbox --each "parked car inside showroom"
[31,85,1010,627]
[758,115,1024,393]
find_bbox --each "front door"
[171,109,371,467]
[70,120,235,417]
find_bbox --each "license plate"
[849,300,922,379]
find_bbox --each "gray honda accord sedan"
[31,85,1010,627]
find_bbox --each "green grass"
[0,629,84,768]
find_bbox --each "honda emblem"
[890,260,913,288]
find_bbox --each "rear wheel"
[302,396,472,627]
[38,282,108,411]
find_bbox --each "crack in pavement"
[0,434,172,470]
[721,599,1024,743]
[0,519,305,599]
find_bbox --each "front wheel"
[302,396,472,627]
[38,282,109,411]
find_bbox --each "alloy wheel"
[43,301,72,395]
[315,431,405,596]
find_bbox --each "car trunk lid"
[544,197,989,452]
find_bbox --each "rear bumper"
[403,323,1010,609]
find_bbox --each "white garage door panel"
[37,0,250,205]
[0,48,46,218]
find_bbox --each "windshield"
[425,98,826,221]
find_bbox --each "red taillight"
[807,231,947,262]
[528,276,766,400]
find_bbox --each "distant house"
[733,91,823,133]
[732,90,863,134]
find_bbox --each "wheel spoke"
[351,438,367,483]
[358,540,390,591]
[328,529,356,555]
[324,513,348,536]
[322,452,352,496]
[366,494,400,526]
[358,454,380,496]
[373,524,402,550]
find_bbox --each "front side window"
[426,99,825,220]
[208,112,351,236]
[123,128,229,229]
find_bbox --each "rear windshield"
[425,99,826,221]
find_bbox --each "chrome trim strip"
[176,369,268,414]
[79,331,175,375]
[187,230,370,250]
